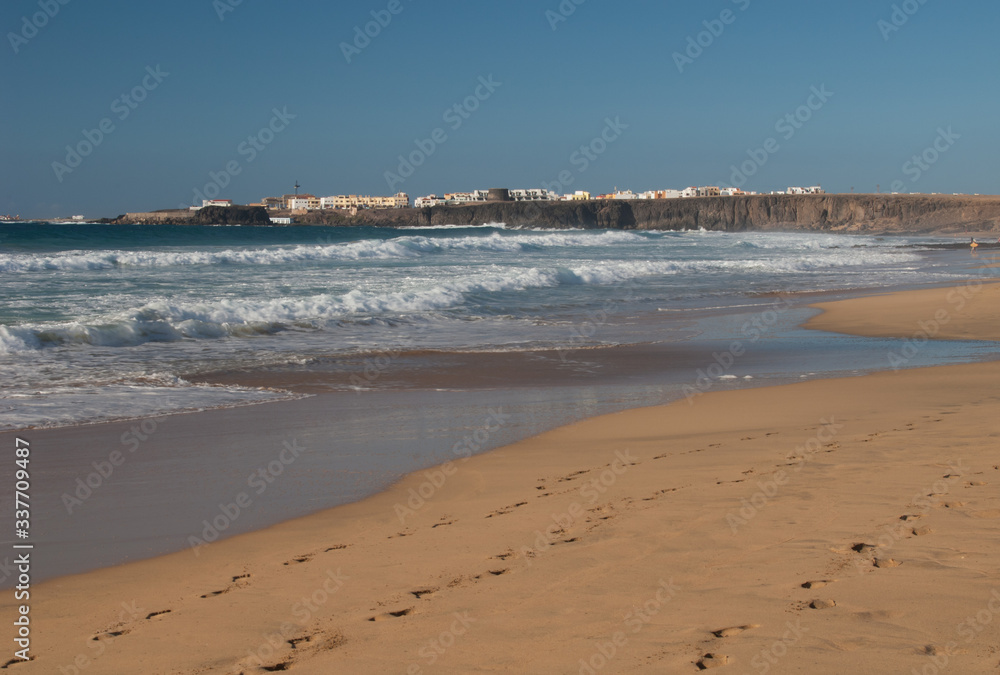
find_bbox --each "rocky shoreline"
[108,194,1000,234]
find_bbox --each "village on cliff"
[190,184,826,224]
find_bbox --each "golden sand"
[8,284,1000,673]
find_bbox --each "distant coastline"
[101,193,1000,234]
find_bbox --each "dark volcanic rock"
[190,206,271,225]
[111,195,1000,233]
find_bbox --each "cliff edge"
[112,195,1000,233]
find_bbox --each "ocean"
[0,222,991,431]
[4,222,1000,580]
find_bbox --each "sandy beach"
[6,282,1000,674]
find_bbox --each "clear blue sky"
[2,0,997,218]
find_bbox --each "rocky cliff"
[297,194,1000,233]
[113,195,1000,233]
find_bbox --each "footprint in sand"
[486,502,528,518]
[642,487,683,501]
[283,555,313,565]
[288,634,314,649]
[411,589,437,599]
[711,624,758,638]
[809,599,837,610]
[145,610,171,620]
[325,544,350,552]
[874,557,900,568]
[200,589,229,599]
[369,608,414,621]
[432,520,456,528]
[201,574,253,599]
[697,653,730,669]
[912,526,934,537]
[900,514,924,521]
[261,660,292,671]
[801,580,835,590]
[1,657,35,667]
[92,629,129,641]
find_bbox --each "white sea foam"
[0,231,649,273]
[0,226,964,430]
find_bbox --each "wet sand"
[4,284,1000,673]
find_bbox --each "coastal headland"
[6,281,999,673]
[113,193,1000,234]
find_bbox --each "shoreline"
[3,279,996,585]
[5,282,999,672]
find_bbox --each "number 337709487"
[15,438,30,533]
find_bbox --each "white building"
[682,186,721,198]
[444,190,489,204]
[612,190,639,200]
[786,186,825,195]
[270,216,293,225]
[510,188,558,201]
[415,195,447,208]
[319,193,409,210]
[190,199,234,210]
[642,189,683,200]
[287,198,311,210]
